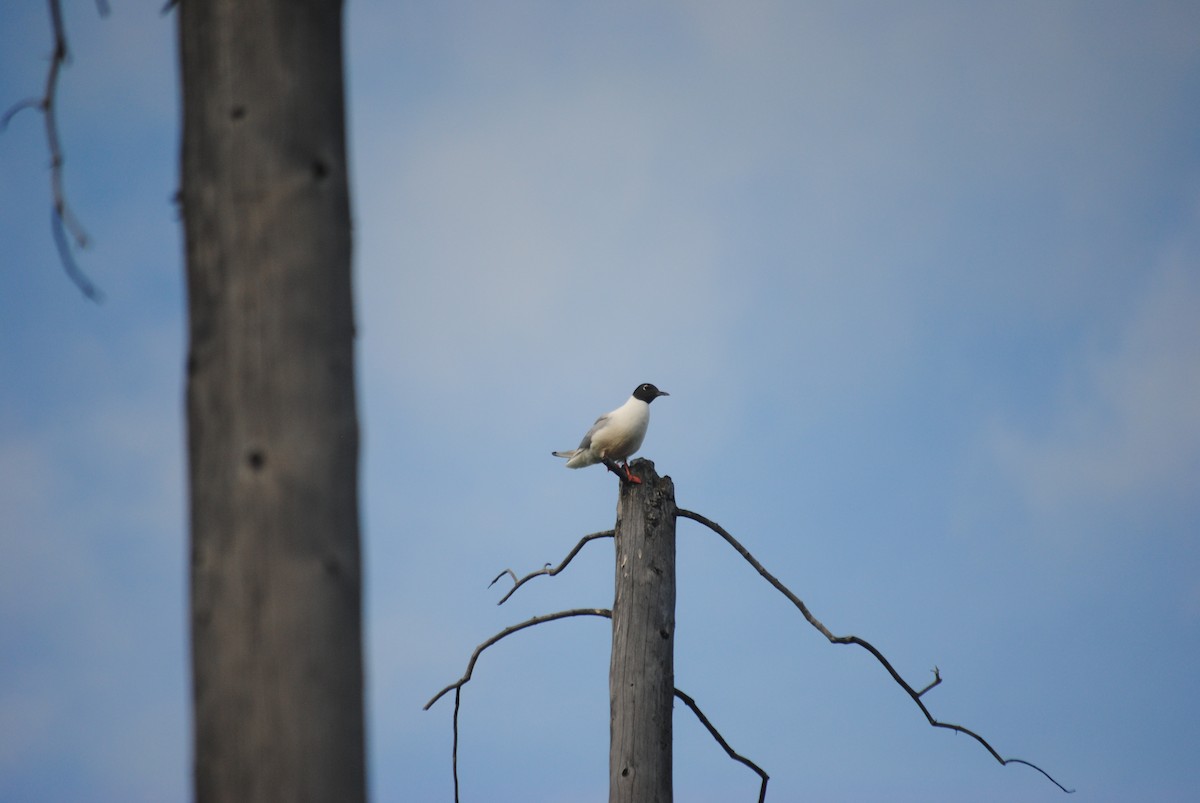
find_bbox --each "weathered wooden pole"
[610,458,677,803]
[180,2,366,801]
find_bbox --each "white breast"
[590,399,649,461]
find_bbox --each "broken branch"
[916,666,942,698]
[675,687,769,803]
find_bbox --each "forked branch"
[488,530,614,605]
[676,507,1073,794]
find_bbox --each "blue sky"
[3,2,1199,801]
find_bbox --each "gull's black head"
[633,383,669,403]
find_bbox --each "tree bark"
[610,459,676,803]
[179,2,366,801]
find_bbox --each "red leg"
[603,458,642,484]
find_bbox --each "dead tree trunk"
[429,463,1070,797]
[610,459,677,803]
[179,2,366,801]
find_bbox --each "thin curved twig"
[675,687,769,803]
[676,507,1073,794]
[3,0,106,301]
[51,207,101,301]
[0,98,42,129]
[425,608,612,803]
[488,530,614,605]
[424,607,612,710]
[42,0,91,251]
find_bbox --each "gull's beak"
[658,390,670,397]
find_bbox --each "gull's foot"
[603,458,642,484]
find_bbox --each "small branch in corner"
[2,0,108,301]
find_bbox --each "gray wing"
[577,413,610,449]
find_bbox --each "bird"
[552,383,669,484]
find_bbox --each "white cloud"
[353,62,749,431]
[988,206,1200,537]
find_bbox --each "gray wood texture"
[179,2,366,800]
[610,459,677,803]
